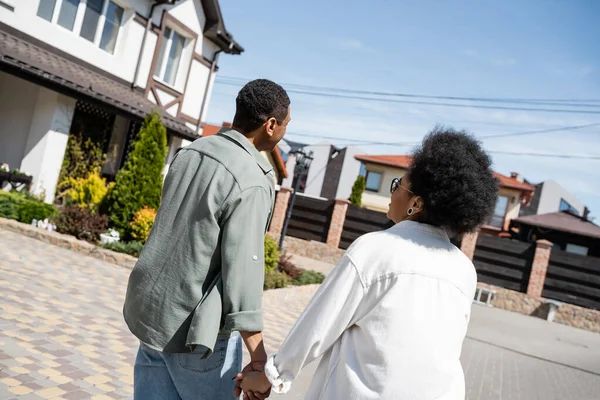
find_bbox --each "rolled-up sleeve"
[220,187,271,333]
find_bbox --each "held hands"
[234,361,272,400]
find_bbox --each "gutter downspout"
[132,0,172,89]
[196,47,224,135]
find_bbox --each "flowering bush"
[129,207,157,244]
[63,172,113,212]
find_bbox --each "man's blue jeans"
[134,334,243,400]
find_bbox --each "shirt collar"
[217,128,274,175]
[392,220,450,241]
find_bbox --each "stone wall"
[478,282,600,333]
[268,233,345,265]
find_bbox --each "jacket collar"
[217,128,274,175]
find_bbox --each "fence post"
[326,199,350,248]
[269,187,292,236]
[460,231,479,260]
[526,239,553,298]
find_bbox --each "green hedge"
[0,191,57,223]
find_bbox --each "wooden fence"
[340,205,394,249]
[543,251,600,310]
[286,195,333,243]
[472,235,535,292]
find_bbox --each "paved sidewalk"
[1,228,600,400]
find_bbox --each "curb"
[0,217,137,270]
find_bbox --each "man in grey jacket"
[123,79,291,399]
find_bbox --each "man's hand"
[234,361,271,400]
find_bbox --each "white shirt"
[265,221,477,400]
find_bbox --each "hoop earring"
[407,208,414,216]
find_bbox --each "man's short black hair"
[409,126,499,235]
[232,79,290,134]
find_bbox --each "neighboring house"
[0,0,242,202]
[510,211,600,257]
[201,122,288,185]
[355,154,535,235]
[281,141,364,200]
[520,179,587,217]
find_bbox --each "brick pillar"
[268,187,292,235]
[526,240,553,297]
[460,231,479,260]
[326,199,350,248]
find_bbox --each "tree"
[104,111,168,237]
[349,175,366,207]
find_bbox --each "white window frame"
[153,24,194,92]
[38,0,125,54]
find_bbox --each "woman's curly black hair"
[409,126,499,235]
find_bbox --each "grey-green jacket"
[123,128,275,355]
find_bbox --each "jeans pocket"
[177,341,227,373]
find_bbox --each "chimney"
[222,122,232,128]
[583,207,590,221]
[510,172,524,183]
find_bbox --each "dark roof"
[0,22,197,141]
[201,0,244,54]
[513,211,600,240]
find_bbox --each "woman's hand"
[240,371,272,395]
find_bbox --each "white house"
[0,0,242,202]
[280,141,364,200]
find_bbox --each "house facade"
[280,141,364,200]
[355,154,535,235]
[0,0,242,203]
[520,179,587,217]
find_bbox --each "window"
[155,27,188,87]
[489,195,508,228]
[37,0,56,21]
[36,0,124,54]
[565,243,588,256]
[80,0,104,42]
[57,0,80,31]
[100,1,124,54]
[365,171,382,192]
[559,199,579,215]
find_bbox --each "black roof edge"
[200,0,244,55]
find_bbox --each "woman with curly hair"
[237,127,498,400]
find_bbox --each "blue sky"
[207,0,600,218]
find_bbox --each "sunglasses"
[390,177,414,195]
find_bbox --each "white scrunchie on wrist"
[264,356,292,394]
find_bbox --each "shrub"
[278,251,304,279]
[0,191,25,220]
[63,172,113,211]
[103,241,144,258]
[130,207,157,244]
[293,270,326,286]
[18,201,58,225]
[264,235,280,272]
[103,111,168,237]
[349,175,366,207]
[0,191,57,223]
[54,205,108,243]
[56,134,106,203]
[264,270,291,290]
